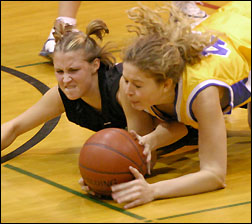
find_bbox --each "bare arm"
[142,119,188,152]
[151,86,227,199]
[1,86,65,150]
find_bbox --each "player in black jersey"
[1,20,129,148]
[1,19,186,153]
[1,19,126,150]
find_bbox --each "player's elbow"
[204,168,227,189]
[214,172,226,189]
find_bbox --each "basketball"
[79,128,148,196]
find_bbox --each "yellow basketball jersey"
[146,1,251,129]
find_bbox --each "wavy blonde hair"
[53,19,116,67]
[122,2,217,83]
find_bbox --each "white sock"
[56,16,77,26]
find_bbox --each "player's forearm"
[1,122,18,150]
[146,121,188,151]
[151,169,226,199]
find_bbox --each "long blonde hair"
[53,19,116,67]
[123,2,216,83]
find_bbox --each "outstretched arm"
[1,86,65,150]
[150,86,227,197]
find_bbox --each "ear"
[163,78,173,93]
[91,58,100,73]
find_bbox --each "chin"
[65,93,80,100]
[131,102,145,111]
[67,96,79,100]
[62,88,81,100]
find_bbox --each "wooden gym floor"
[1,1,251,223]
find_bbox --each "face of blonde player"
[122,62,171,111]
[53,49,99,100]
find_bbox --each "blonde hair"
[122,2,217,83]
[53,19,116,67]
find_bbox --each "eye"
[56,70,63,74]
[69,68,79,73]
[123,76,129,84]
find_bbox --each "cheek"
[77,71,91,84]
[55,74,62,84]
[139,87,153,98]
[140,88,159,104]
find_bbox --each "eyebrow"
[122,74,144,83]
[54,66,80,70]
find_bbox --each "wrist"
[150,182,160,200]
[143,133,159,152]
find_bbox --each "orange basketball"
[79,128,148,196]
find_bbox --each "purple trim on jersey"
[150,106,176,122]
[188,77,250,122]
[231,78,251,107]
[150,106,166,121]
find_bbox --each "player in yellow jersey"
[110,2,251,209]
[170,1,251,129]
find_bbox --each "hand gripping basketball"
[78,177,104,198]
[79,177,94,195]
[129,130,152,175]
[79,128,148,196]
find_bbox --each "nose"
[63,74,72,83]
[125,82,134,97]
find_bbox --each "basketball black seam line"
[79,163,132,175]
[111,129,146,165]
[110,129,146,167]
[82,142,143,172]
[82,142,144,173]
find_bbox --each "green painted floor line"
[15,50,120,68]
[3,164,146,221]
[16,61,52,68]
[156,201,251,220]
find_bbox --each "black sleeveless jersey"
[58,63,127,131]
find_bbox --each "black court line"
[1,65,61,163]
[3,164,147,221]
